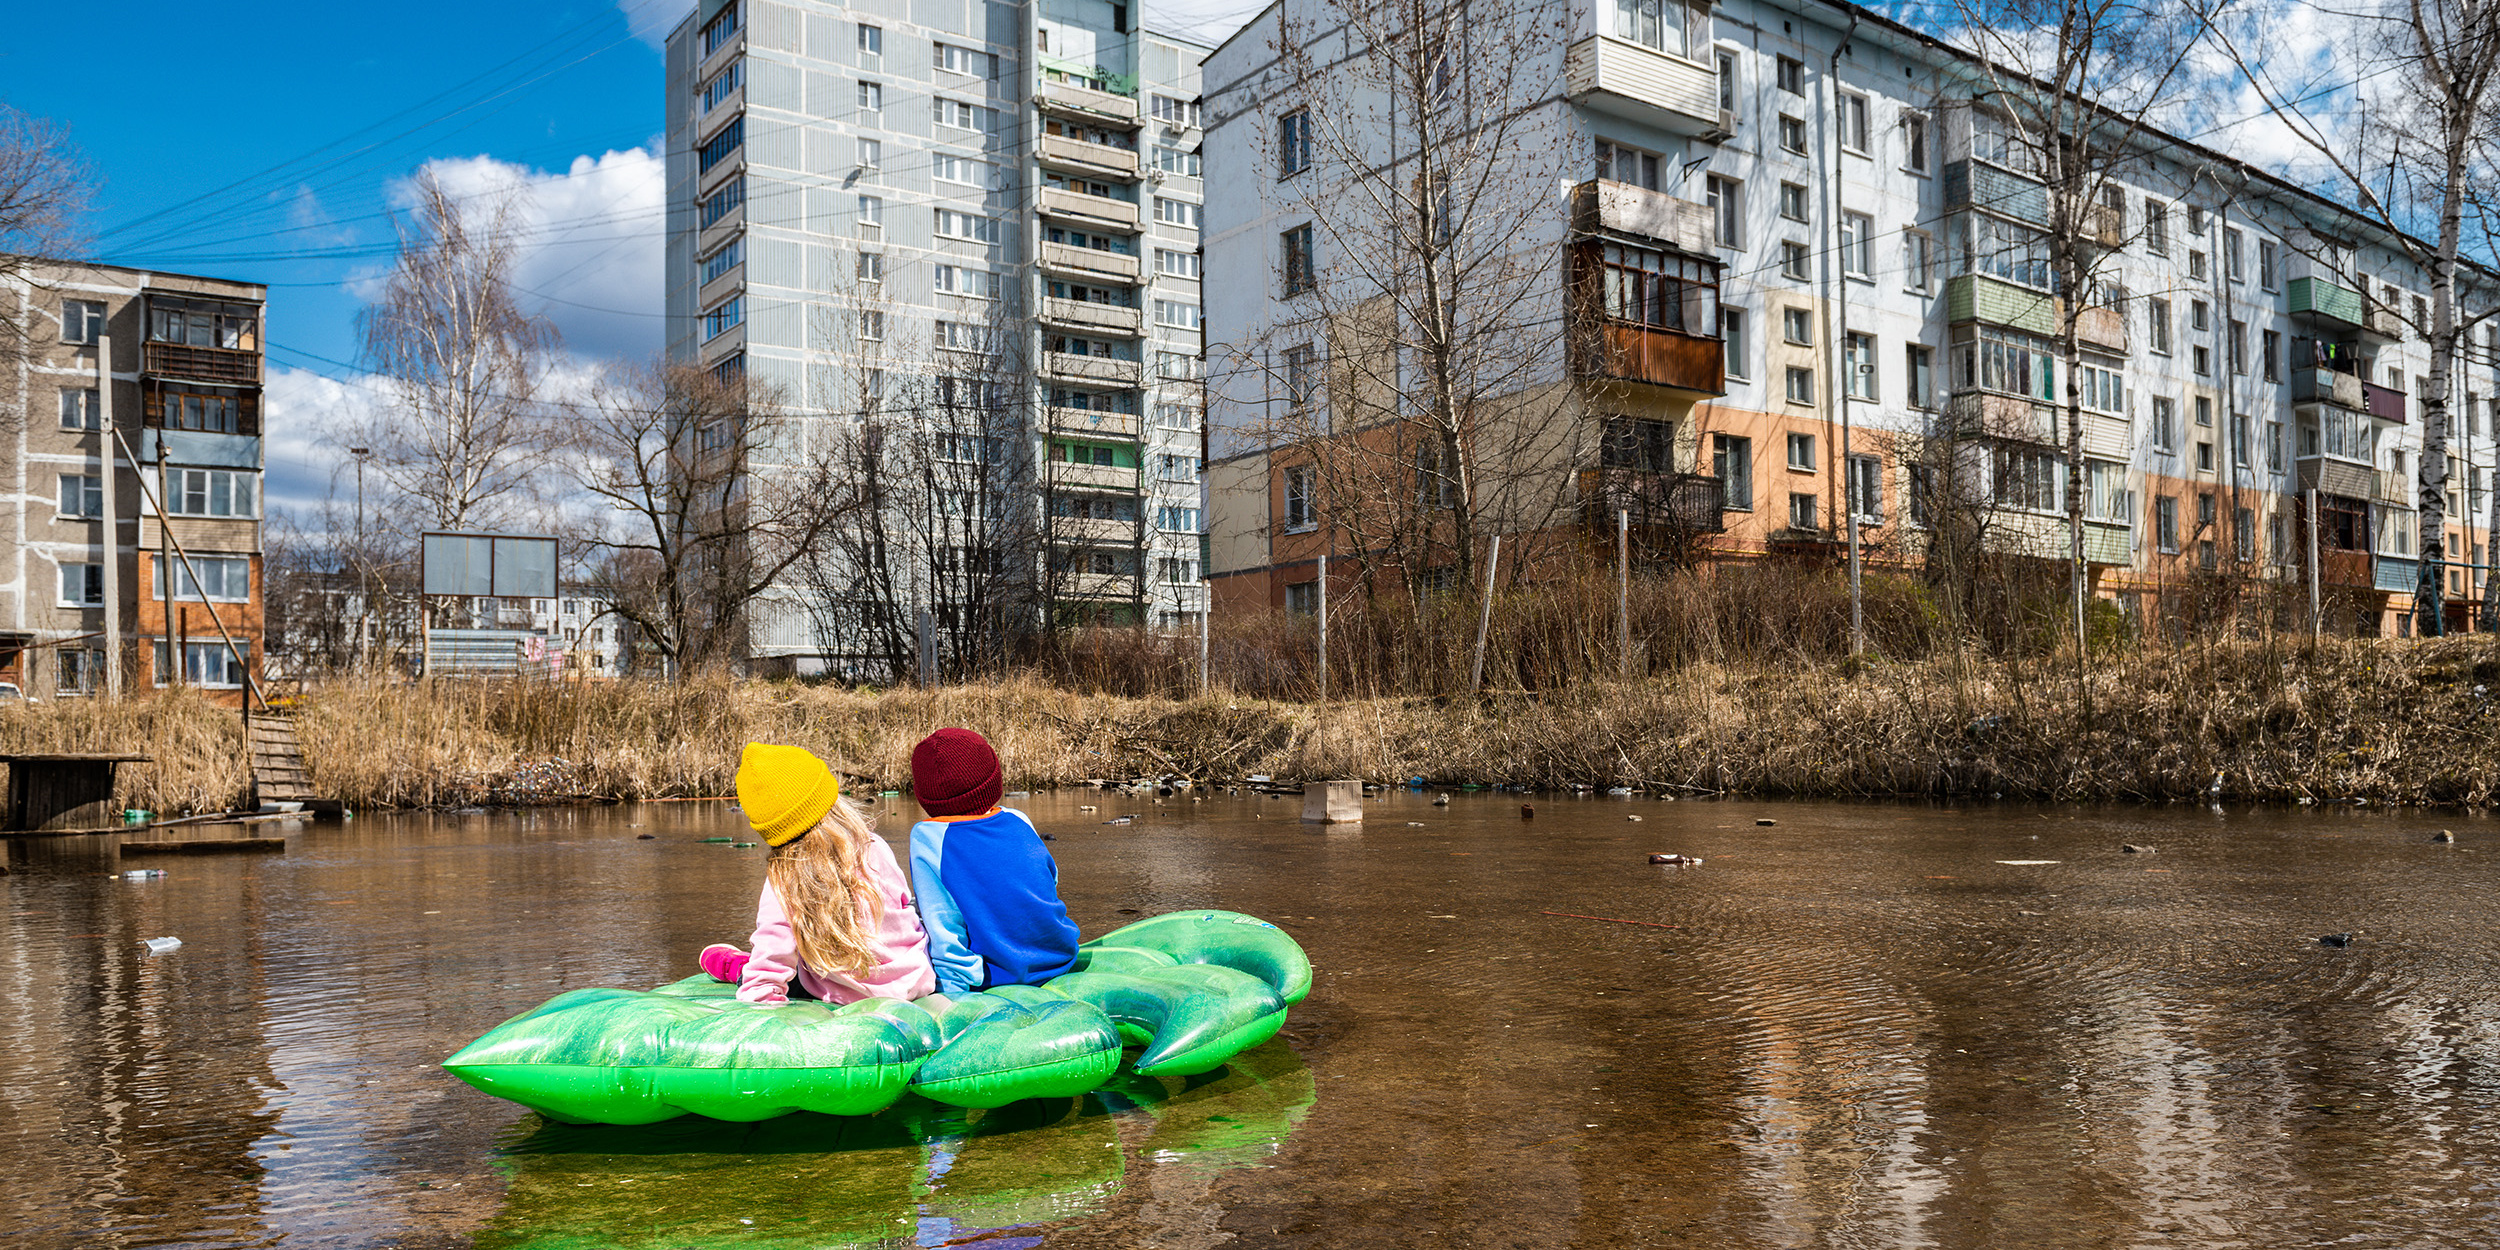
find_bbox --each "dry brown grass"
[16,633,2500,815]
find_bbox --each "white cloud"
[617,0,687,51]
[262,366,386,518]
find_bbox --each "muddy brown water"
[5,791,2499,1249]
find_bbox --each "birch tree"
[0,104,89,433]
[2211,0,2500,634]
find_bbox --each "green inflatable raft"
[444,911,1312,1125]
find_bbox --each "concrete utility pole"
[1822,15,1866,656]
[2307,487,2324,638]
[1315,553,1329,701]
[1617,508,1632,680]
[1470,535,1500,696]
[96,331,121,698]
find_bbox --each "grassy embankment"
[8,635,2500,815]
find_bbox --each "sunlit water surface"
[6,791,2500,1248]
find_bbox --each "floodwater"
[5,791,2500,1249]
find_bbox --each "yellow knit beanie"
[735,743,842,847]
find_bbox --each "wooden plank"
[120,837,285,856]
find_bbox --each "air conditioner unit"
[1699,108,1737,144]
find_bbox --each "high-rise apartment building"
[0,260,268,701]
[1202,0,2497,637]
[664,0,1211,674]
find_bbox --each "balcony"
[1040,187,1141,230]
[2376,468,2412,505]
[2366,297,2405,341]
[2088,202,2124,248]
[143,342,260,386]
[2296,456,2374,498]
[1049,460,1140,492]
[1578,468,1726,534]
[2085,521,2132,565]
[1056,572,1140,600]
[1945,391,2057,442]
[2364,380,2406,423]
[1042,297,1144,334]
[1578,322,1724,395]
[1038,78,1140,126]
[2287,276,2367,332]
[1040,133,1140,176]
[1043,352,1142,385]
[2075,303,2127,354]
[1563,36,1721,137]
[1945,274,2057,336]
[2376,556,2418,594]
[1040,241,1141,280]
[1569,179,1713,254]
[1942,160,2048,227]
[1049,407,1142,438]
[2292,365,2364,409]
[1052,516,1137,545]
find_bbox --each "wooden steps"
[247,714,317,806]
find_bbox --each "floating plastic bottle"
[122,870,166,881]
[142,937,182,954]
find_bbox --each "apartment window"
[1838,92,1870,153]
[59,562,103,607]
[1903,112,1930,173]
[1993,445,2064,512]
[1594,241,1719,335]
[58,473,101,518]
[2192,344,2211,376]
[1279,109,1312,177]
[164,468,258,519]
[1841,213,1872,278]
[2268,420,2285,471]
[1155,198,1203,229]
[2078,362,2123,413]
[2224,227,2244,282]
[1903,230,1932,292]
[1614,0,1699,55]
[2189,249,2208,281]
[1714,434,1753,510]
[2190,205,2209,235]
[1154,144,1202,176]
[702,296,743,340]
[1776,55,1803,94]
[1282,342,1317,406]
[1156,249,1201,278]
[857,310,884,342]
[1908,463,1936,526]
[1717,50,1738,112]
[60,388,100,431]
[1151,94,1201,126]
[696,117,743,173]
[1707,177,1742,249]
[2259,238,2279,290]
[1284,581,1318,614]
[1845,332,1876,399]
[700,179,744,229]
[156,641,249,689]
[1777,181,1809,222]
[2232,412,2251,466]
[1156,300,1202,329]
[933,264,1002,299]
[1787,431,1816,470]
[698,238,742,286]
[1844,454,1883,522]
[1284,465,1317,531]
[856,194,883,234]
[1281,224,1316,295]
[2196,395,2213,427]
[2145,199,2168,255]
[2261,329,2281,382]
[1602,417,1676,472]
[857,23,881,55]
[935,209,999,242]
[1782,306,1813,345]
[1954,325,2058,401]
[699,62,742,113]
[153,554,251,602]
[2197,440,2214,472]
[856,251,888,284]
[2083,459,2131,524]
[933,98,994,131]
[61,299,105,345]
[700,2,740,56]
[1906,344,1934,408]
[1597,140,1663,190]
[1778,115,1807,155]
[1789,492,1819,530]
[932,153,988,184]
[158,389,243,433]
[1781,241,1811,281]
[1721,307,1749,380]
[1155,352,1202,382]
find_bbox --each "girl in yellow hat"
[697,743,938,1004]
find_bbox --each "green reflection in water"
[476,1041,1315,1249]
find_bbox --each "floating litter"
[701,837,734,844]
[1995,860,2061,865]
[142,937,182,954]
[123,869,165,881]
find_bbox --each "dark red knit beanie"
[911,727,1003,817]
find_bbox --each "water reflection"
[9,795,2500,1247]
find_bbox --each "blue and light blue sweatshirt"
[907,806,1081,994]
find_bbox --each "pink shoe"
[700,943,749,984]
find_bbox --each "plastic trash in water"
[142,937,182,954]
[123,869,166,881]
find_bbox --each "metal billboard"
[421,532,559,599]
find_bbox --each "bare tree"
[0,103,91,432]
[2211,0,2500,634]
[1940,0,2203,674]
[1242,0,1593,663]
[570,362,843,677]
[355,170,558,536]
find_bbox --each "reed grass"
[10,632,2497,814]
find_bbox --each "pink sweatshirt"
[739,834,938,1005]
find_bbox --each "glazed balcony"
[143,342,260,386]
[1942,160,2049,227]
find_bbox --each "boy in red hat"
[906,727,1081,994]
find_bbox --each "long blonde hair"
[764,795,886,975]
